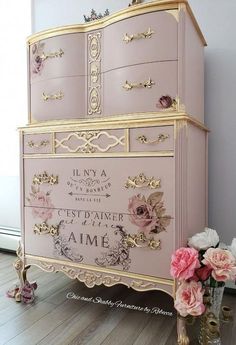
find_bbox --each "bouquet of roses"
[170,228,236,317]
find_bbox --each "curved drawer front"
[24,157,174,279]
[55,129,125,154]
[30,33,85,83]
[23,133,52,154]
[103,11,178,72]
[31,77,85,122]
[104,61,177,116]
[130,126,174,152]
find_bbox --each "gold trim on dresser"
[55,131,125,153]
[33,222,60,236]
[26,1,206,46]
[123,27,155,43]
[125,173,161,189]
[136,134,170,145]
[88,32,102,115]
[124,232,161,250]
[32,171,59,185]
[40,48,64,61]
[42,91,64,101]
[27,140,49,148]
[122,78,155,91]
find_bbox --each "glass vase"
[198,285,225,345]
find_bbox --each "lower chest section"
[23,156,175,280]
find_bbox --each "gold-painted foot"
[177,314,190,345]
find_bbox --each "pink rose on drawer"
[202,248,236,282]
[175,280,205,317]
[31,42,45,75]
[170,247,200,280]
[128,192,171,234]
[28,190,54,221]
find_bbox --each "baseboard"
[0,227,20,252]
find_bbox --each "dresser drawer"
[30,33,85,83]
[103,11,178,72]
[55,129,125,154]
[23,133,52,154]
[24,157,174,215]
[31,76,86,122]
[130,126,174,152]
[103,61,177,116]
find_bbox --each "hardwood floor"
[0,252,235,345]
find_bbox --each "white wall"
[31,0,236,244]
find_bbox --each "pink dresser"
[16,1,207,342]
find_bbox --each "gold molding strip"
[125,128,130,152]
[27,1,206,46]
[25,254,174,286]
[23,151,174,159]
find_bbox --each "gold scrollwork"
[42,91,64,101]
[40,48,64,61]
[124,232,161,250]
[33,222,59,236]
[27,140,49,148]
[136,134,170,145]
[32,171,59,185]
[125,173,161,189]
[123,27,154,43]
[122,78,155,91]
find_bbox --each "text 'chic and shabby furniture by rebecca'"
[16,1,207,344]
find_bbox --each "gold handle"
[136,134,170,145]
[32,171,59,185]
[34,222,59,236]
[123,27,154,43]
[40,48,64,61]
[124,232,161,250]
[123,78,155,91]
[27,140,49,149]
[42,91,64,101]
[125,173,161,189]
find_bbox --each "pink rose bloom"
[175,280,205,317]
[170,247,200,280]
[128,194,157,233]
[202,248,236,282]
[29,191,54,221]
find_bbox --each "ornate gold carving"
[125,173,161,189]
[32,171,59,185]
[123,78,155,91]
[88,32,102,115]
[40,48,64,61]
[14,241,31,302]
[136,134,170,145]
[177,315,190,345]
[131,281,156,290]
[42,91,64,101]
[27,140,49,148]
[123,27,154,43]
[33,222,60,236]
[55,131,125,153]
[124,232,161,250]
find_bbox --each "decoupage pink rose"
[175,281,205,317]
[170,247,200,280]
[128,194,157,233]
[29,191,54,221]
[202,248,236,282]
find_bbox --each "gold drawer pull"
[125,173,161,189]
[137,134,170,145]
[40,48,64,61]
[123,78,155,91]
[42,91,64,101]
[123,27,154,43]
[32,171,59,185]
[27,140,49,149]
[124,232,161,250]
[34,222,59,236]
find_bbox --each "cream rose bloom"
[188,227,219,251]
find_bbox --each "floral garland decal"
[31,42,45,76]
[95,192,171,270]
